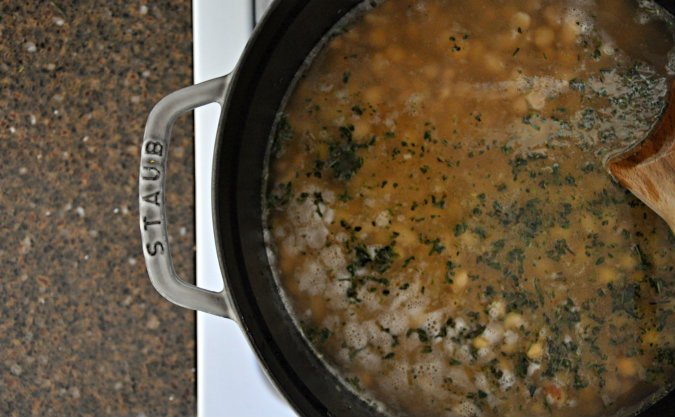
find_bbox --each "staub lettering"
[142,191,161,207]
[141,140,164,258]
[146,241,165,256]
[142,216,161,231]
[144,141,164,156]
[141,166,161,181]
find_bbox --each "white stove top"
[193,1,296,416]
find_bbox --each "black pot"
[139,1,675,416]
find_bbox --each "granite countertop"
[1,1,199,415]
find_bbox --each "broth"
[264,1,675,416]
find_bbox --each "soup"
[263,1,675,416]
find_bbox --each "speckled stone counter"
[0,2,198,415]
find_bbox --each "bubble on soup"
[297,261,326,296]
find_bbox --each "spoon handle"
[608,79,675,234]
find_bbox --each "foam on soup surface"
[264,1,675,416]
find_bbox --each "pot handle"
[139,75,231,318]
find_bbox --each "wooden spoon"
[608,78,675,234]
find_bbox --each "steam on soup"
[263,0,675,416]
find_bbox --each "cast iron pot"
[139,1,675,415]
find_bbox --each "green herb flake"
[454,222,468,237]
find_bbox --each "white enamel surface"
[194,1,296,416]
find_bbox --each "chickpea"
[442,67,456,81]
[343,27,359,41]
[438,86,452,100]
[396,228,419,249]
[466,40,485,62]
[577,387,603,415]
[527,342,544,360]
[617,357,637,377]
[502,339,519,354]
[385,45,406,63]
[504,312,525,329]
[489,300,506,319]
[512,97,528,115]
[559,18,581,45]
[526,90,547,110]
[421,64,440,80]
[364,86,383,104]
[328,37,344,50]
[452,270,469,292]
[484,53,505,74]
[580,214,598,232]
[353,120,371,137]
[368,27,388,48]
[524,0,542,13]
[543,5,563,27]
[597,265,618,284]
[503,80,520,98]
[632,270,645,282]
[473,336,490,349]
[459,232,479,250]
[641,329,660,347]
[495,32,519,52]
[549,226,571,240]
[510,11,532,31]
[533,27,555,49]
[370,52,389,75]
[601,43,616,56]
[364,12,386,25]
[619,253,638,269]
